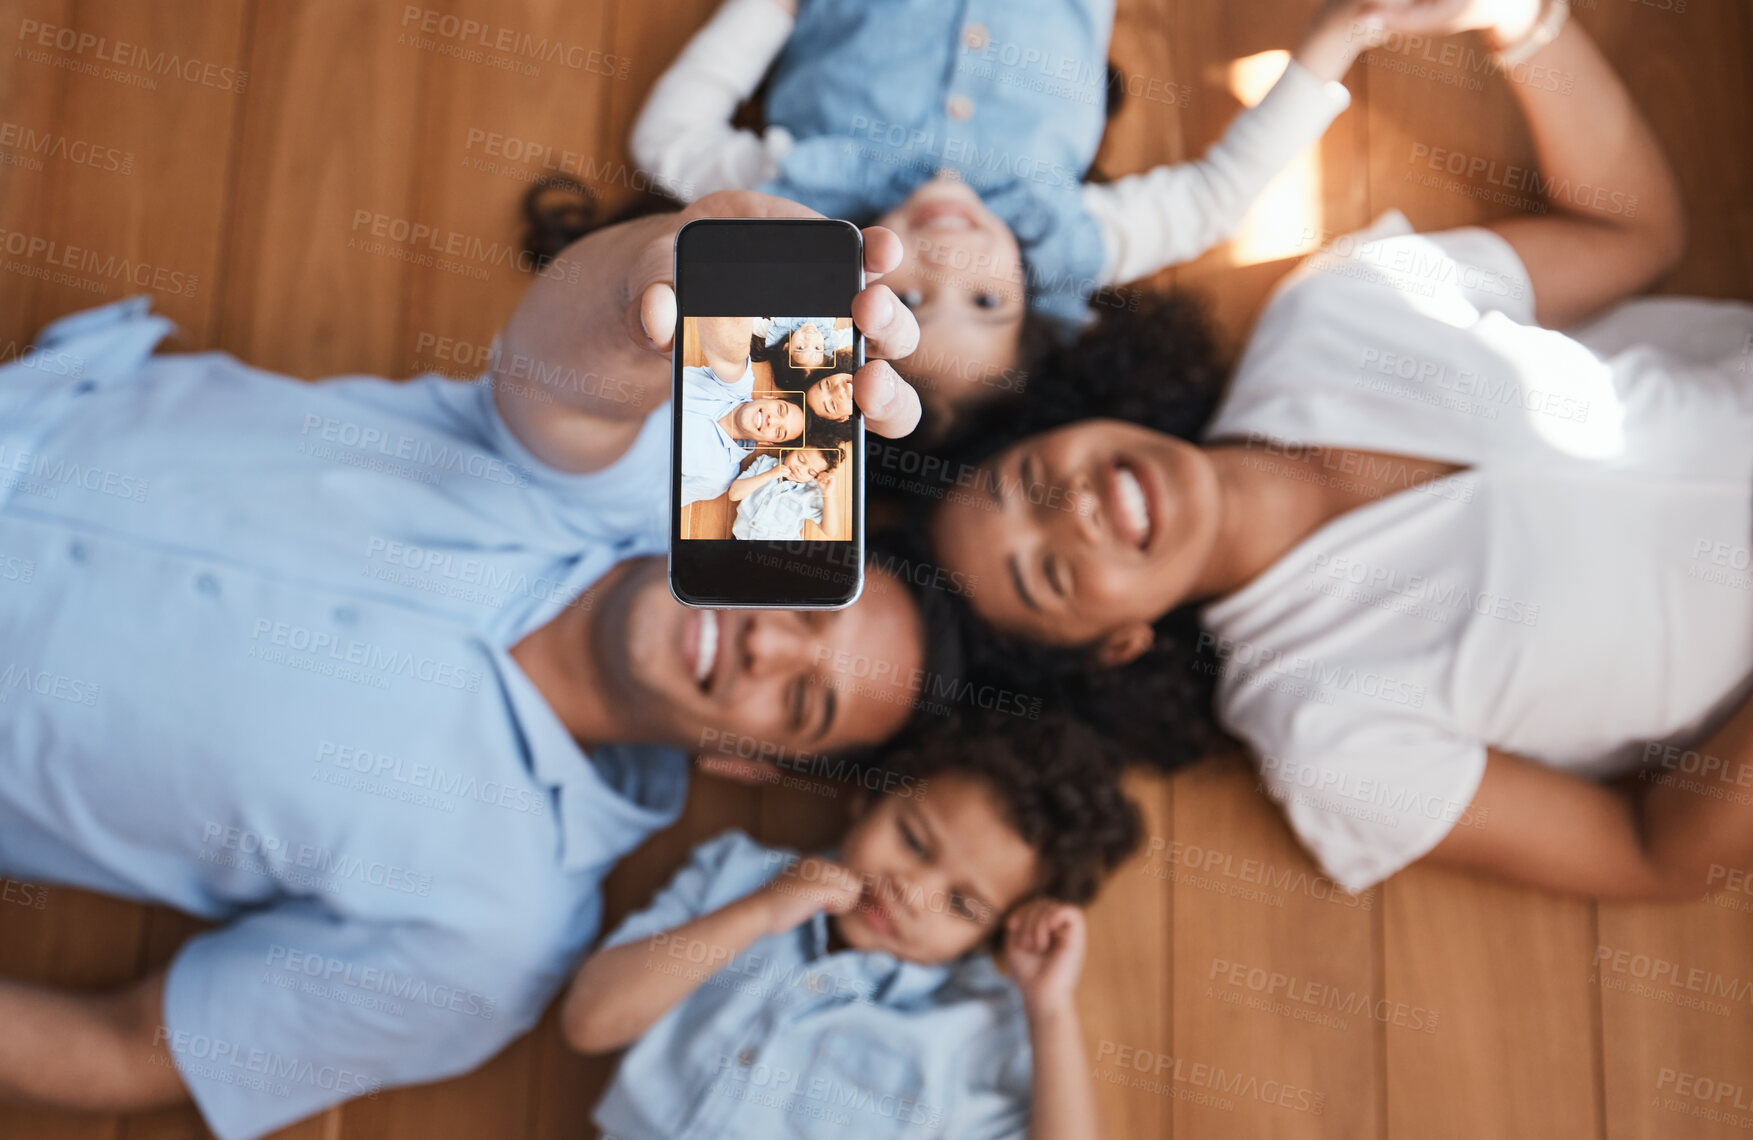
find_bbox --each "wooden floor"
[3,1,1752,1137]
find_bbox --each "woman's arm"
[1376,0,1686,327]
[0,968,187,1111]
[561,855,861,1053]
[627,0,799,202]
[1426,682,1753,899]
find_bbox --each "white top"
[630,0,1352,287]
[1203,212,1753,891]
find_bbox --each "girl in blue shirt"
[529,0,1391,435]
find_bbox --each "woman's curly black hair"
[881,289,1236,772]
[881,710,1142,907]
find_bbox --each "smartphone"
[669,218,865,609]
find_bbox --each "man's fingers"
[860,225,903,283]
[852,283,918,363]
[639,282,677,354]
[852,360,923,439]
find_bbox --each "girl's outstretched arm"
[628,0,799,202]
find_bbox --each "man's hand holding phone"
[493,190,923,479]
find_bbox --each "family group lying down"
[2,0,1750,1138]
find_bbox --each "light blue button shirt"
[0,299,689,1140]
[760,0,1114,329]
[760,316,854,354]
[593,830,1033,1140]
[680,364,756,505]
[732,454,825,540]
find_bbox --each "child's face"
[804,372,854,421]
[876,174,1027,422]
[783,448,830,483]
[731,396,804,443]
[833,773,1040,964]
[790,322,828,367]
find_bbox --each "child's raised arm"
[628,0,800,203]
[728,455,786,502]
[1081,0,1377,287]
[561,853,861,1054]
[1005,901,1105,1140]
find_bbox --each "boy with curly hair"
[563,715,1142,1139]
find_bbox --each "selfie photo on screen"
[677,314,856,541]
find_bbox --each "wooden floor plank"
[0,0,72,351]
[216,0,426,376]
[1168,757,1380,1139]
[1081,768,1175,1139]
[1383,869,1601,1140]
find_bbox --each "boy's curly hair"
[883,711,1142,907]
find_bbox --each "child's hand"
[815,468,838,496]
[754,855,864,935]
[1004,901,1086,1017]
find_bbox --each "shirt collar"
[488,647,688,875]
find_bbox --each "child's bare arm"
[816,468,843,537]
[562,855,861,1054]
[728,459,785,502]
[1005,902,1104,1140]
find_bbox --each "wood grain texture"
[1,2,1750,1139]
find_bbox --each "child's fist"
[756,855,864,935]
[1004,900,1087,1016]
[815,469,838,495]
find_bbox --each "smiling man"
[0,191,927,1140]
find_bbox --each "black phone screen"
[669,219,864,608]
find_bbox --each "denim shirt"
[759,0,1113,329]
[593,830,1033,1140]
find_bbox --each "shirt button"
[332,606,359,626]
[72,380,96,395]
[737,1048,757,1066]
[194,573,220,597]
[67,541,88,564]
[961,23,988,50]
[946,94,974,121]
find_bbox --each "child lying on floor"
[563,717,1142,1139]
[630,0,1377,427]
[729,446,844,540]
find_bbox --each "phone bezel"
[668,218,866,610]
